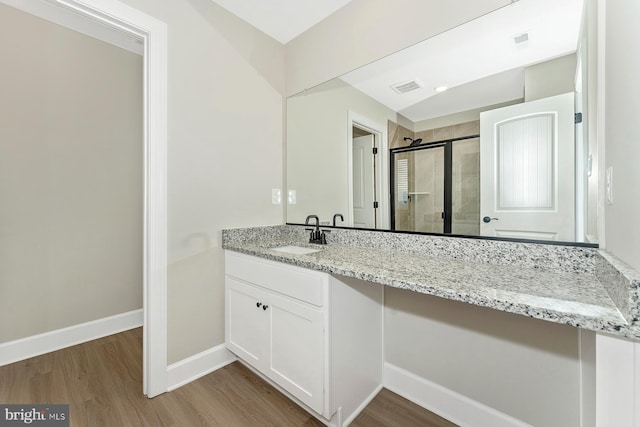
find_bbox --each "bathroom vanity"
[225,250,383,424]
[223,225,640,426]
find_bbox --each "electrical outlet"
[271,188,281,205]
[288,190,297,205]
[605,167,613,205]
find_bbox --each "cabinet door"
[266,291,325,414]
[226,277,267,371]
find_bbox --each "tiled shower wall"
[388,120,414,149]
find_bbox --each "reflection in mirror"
[391,135,480,235]
[286,0,598,245]
[393,144,447,234]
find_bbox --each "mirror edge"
[285,222,599,249]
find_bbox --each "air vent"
[513,32,529,45]
[512,31,531,51]
[391,79,423,94]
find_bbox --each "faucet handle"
[320,229,331,244]
[305,228,315,241]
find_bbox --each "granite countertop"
[223,230,640,341]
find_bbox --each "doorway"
[352,127,378,228]
[0,0,168,397]
[347,111,389,229]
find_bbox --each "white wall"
[603,0,640,272]
[525,54,578,102]
[117,0,286,363]
[287,79,400,225]
[0,4,143,343]
[385,289,581,426]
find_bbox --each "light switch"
[271,188,281,205]
[605,167,613,205]
[288,190,297,205]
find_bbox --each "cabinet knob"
[262,305,269,311]
[256,302,262,308]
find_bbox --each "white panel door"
[352,135,376,228]
[480,92,575,241]
[226,277,267,371]
[266,292,324,414]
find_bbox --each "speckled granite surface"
[596,251,640,325]
[224,225,598,273]
[222,225,640,341]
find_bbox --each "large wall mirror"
[286,0,598,246]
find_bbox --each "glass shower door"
[394,146,445,233]
[451,137,480,235]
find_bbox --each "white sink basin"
[272,245,322,255]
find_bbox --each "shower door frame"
[390,134,479,234]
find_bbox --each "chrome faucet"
[305,214,328,244]
[332,213,344,227]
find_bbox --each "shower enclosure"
[390,135,480,235]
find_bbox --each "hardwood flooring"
[0,328,457,426]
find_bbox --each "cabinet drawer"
[225,251,326,307]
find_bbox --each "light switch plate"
[288,190,297,205]
[272,188,281,205]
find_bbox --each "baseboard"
[166,344,236,391]
[0,309,143,367]
[383,363,531,427]
[343,383,384,426]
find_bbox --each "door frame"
[49,0,168,397]
[352,134,377,228]
[347,111,389,229]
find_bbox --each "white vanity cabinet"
[225,252,325,413]
[225,250,383,425]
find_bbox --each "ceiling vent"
[512,31,531,50]
[391,79,423,94]
[513,32,529,45]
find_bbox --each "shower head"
[403,137,423,147]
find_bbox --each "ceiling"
[340,0,584,122]
[209,0,354,44]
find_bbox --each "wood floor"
[0,328,457,426]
